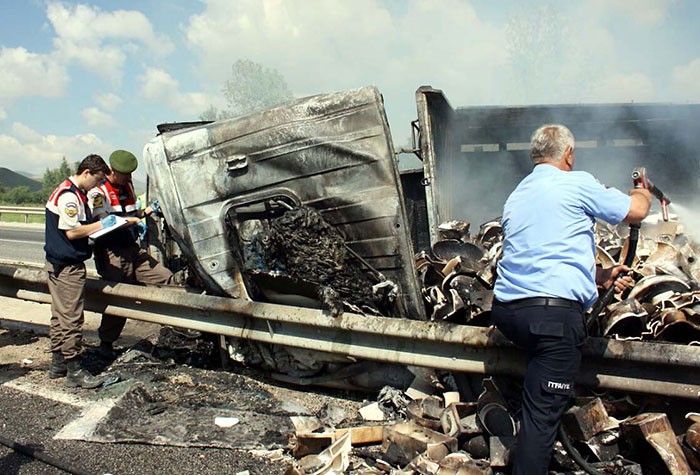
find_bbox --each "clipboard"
[89,215,129,239]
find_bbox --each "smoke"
[403,2,699,229]
[669,202,700,241]
[428,101,700,229]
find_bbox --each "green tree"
[40,157,72,199]
[5,186,33,204]
[200,59,294,121]
[199,105,227,122]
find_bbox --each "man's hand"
[143,199,162,218]
[597,265,635,293]
[124,217,141,227]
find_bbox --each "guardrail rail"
[0,206,44,223]
[0,263,698,400]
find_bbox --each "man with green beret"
[88,150,174,358]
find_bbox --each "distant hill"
[0,168,42,191]
[16,171,40,179]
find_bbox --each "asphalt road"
[0,225,95,271]
[0,325,293,475]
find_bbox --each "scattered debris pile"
[593,216,700,342]
[286,375,700,474]
[419,214,700,346]
[416,219,501,324]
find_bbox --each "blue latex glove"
[100,215,117,227]
[149,199,162,216]
[137,221,147,240]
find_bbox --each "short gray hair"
[530,124,575,164]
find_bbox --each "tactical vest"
[44,178,92,266]
[92,179,139,247]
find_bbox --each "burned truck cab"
[144,86,425,320]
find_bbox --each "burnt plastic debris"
[249,206,389,316]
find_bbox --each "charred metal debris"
[421,213,700,346]
[287,375,700,474]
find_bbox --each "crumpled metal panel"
[144,86,425,319]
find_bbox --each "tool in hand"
[585,167,670,332]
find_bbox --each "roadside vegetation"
[0,158,77,223]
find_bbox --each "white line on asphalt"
[0,227,45,233]
[55,398,117,440]
[0,238,41,245]
[3,379,89,408]
[0,230,44,234]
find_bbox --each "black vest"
[44,179,92,266]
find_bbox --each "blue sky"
[1,0,699,179]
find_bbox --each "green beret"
[109,150,138,173]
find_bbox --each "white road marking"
[3,379,90,408]
[55,398,117,440]
[0,238,41,245]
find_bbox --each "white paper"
[214,417,240,428]
[89,215,129,239]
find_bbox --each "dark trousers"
[492,301,586,475]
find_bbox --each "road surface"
[0,224,95,271]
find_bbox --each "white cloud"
[182,0,662,130]
[47,2,173,55]
[589,73,655,102]
[184,0,508,99]
[0,47,68,102]
[138,67,209,117]
[82,107,117,128]
[11,122,44,143]
[589,0,675,26]
[0,122,110,173]
[93,92,123,112]
[671,58,700,99]
[0,107,6,122]
[47,2,174,84]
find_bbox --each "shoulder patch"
[91,193,104,208]
[64,202,78,218]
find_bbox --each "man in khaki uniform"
[88,150,173,358]
[45,154,113,388]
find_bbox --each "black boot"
[97,341,116,360]
[48,352,67,379]
[65,357,102,389]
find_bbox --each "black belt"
[495,297,583,311]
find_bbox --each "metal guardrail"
[0,206,44,223]
[0,263,699,399]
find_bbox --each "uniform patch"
[91,193,104,208]
[64,202,78,217]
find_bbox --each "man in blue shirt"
[492,124,651,474]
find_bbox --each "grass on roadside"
[0,213,45,224]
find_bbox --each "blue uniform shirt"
[494,164,632,309]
